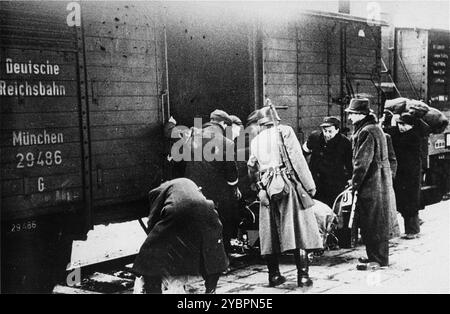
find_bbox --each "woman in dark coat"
[387,113,426,238]
[132,178,229,293]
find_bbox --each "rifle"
[266,99,295,179]
[266,99,315,209]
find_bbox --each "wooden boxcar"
[1,0,384,229]
[0,1,383,292]
[386,27,450,199]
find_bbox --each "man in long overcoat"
[345,98,396,268]
[132,178,229,293]
[248,106,323,287]
[184,110,241,253]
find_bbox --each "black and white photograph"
[0,0,449,298]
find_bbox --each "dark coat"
[132,178,229,277]
[305,131,353,207]
[387,126,423,217]
[184,122,239,223]
[351,115,395,243]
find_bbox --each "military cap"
[257,106,281,126]
[320,116,340,128]
[246,110,261,126]
[229,115,243,126]
[210,109,232,126]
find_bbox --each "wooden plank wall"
[344,21,382,128]
[0,1,84,220]
[82,2,164,209]
[395,29,428,100]
[263,15,382,140]
[262,20,299,133]
[297,17,342,138]
[262,15,342,141]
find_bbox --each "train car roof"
[395,27,450,34]
[302,9,388,26]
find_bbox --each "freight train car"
[259,8,384,140]
[0,0,166,293]
[1,1,383,293]
[383,27,450,202]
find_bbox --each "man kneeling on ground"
[132,178,229,294]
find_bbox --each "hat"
[210,109,232,126]
[320,116,340,128]
[397,112,418,126]
[229,115,243,126]
[345,98,371,115]
[257,106,281,126]
[246,110,261,126]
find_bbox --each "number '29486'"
[16,150,62,168]
[11,221,37,233]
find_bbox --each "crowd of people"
[132,97,428,294]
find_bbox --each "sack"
[406,99,430,118]
[384,97,408,114]
[133,276,146,294]
[421,107,449,134]
[312,200,336,247]
[265,170,290,201]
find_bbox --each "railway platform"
[54,199,450,294]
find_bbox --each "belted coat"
[248,125,323,255]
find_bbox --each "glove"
[258,190,270,207]
[168,116,177,125]
[233,186,242,200]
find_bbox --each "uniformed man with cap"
[248,104,323,287]
[184,109,241,253]
[303,116,353,207]
[345,98,396,269]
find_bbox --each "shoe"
[358,257,370,263]
[297,272,313,287]
[205,287,216,294]
[268,274,286,287]
[402,233,420,240]
[356,262,380,271]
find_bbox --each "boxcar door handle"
[97,167,103,188]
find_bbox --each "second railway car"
[0,1,383,292]
[383,27,450,202]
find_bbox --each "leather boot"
[203,273,220,294]
[143,276,162,294]
[294,249,313,287]
[266,254,286,287]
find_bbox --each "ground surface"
[61,200,449,294]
